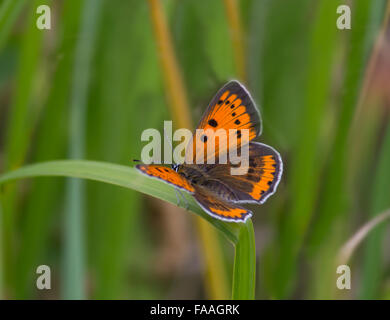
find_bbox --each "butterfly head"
[171,164,180,172]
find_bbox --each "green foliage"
[0,0,388,300]
[0,160,253,298]
[360,125,390,298]
[0,161,243,243]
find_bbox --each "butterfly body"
[175,163,239,201]
[136,81,283,222]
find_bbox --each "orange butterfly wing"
[193,185,252,222]
[136,81,282,223]
[136,164,195,193]
[186,80,261,164]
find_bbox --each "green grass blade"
[232,220,256,300]
[309,0,387,253]
[0,160,241,244]
[0,160,259,299]
[1,0,45,296]
[47,0,159,299]
[4,0,45,169]
[247,0,310,299]
[305,0,385,299]
[63,0,103,299]
[249,0,310,148]
[12,0,83,298]
[360,124,390,298]
[0,0,26,52]
[338,209,390,266]
[86,0,162,299]
[0,201,3,298]
[273,0,341,298]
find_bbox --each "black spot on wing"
[208,119,218,127]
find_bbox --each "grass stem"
[223,0,246,82]
[63,0,102,299]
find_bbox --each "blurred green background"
[0,0,390,299]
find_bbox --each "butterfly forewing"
[186,81,261,164]
[136,164,195,193]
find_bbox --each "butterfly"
[136,80,283,222]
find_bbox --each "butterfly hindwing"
[187,81,261,164]
[201,142,283,204]
[193,185,252,222]
[136,164,195,193]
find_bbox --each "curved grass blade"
[338,208,390,265]
[232,219,256,299]
[0,160,241,244]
